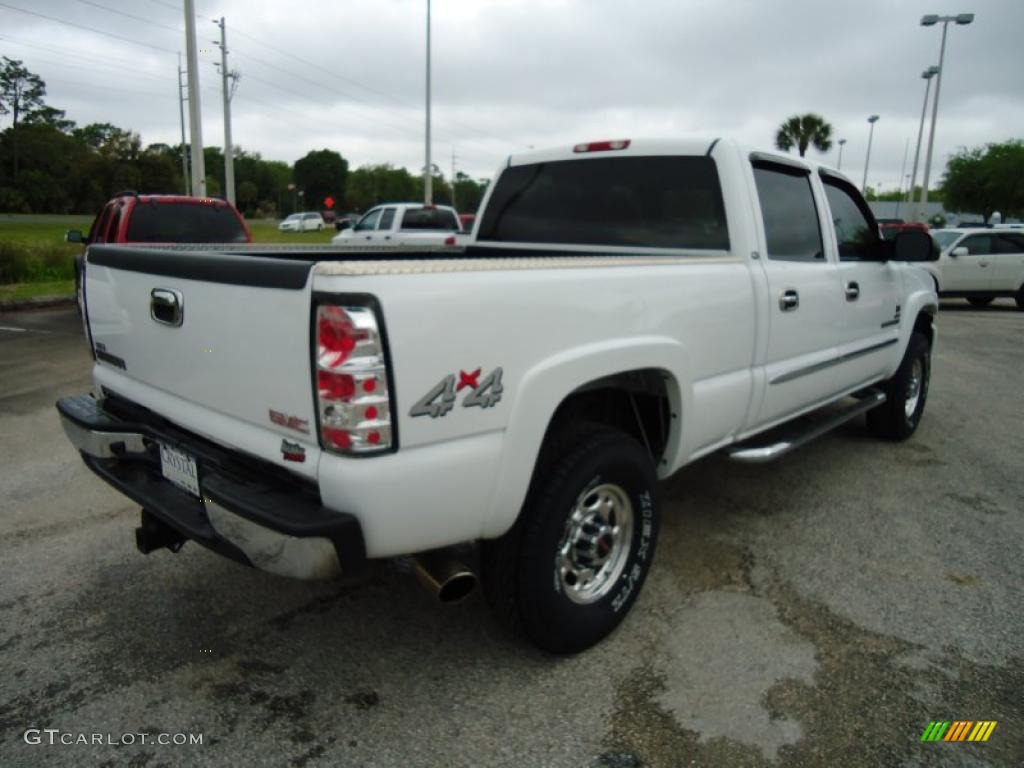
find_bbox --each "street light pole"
[907,66,939,220]
[424,0,432,205]
[862,115,879,195]
[918,12,974,222]
[837,138,847,170]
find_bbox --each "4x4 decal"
[410,368,503,418]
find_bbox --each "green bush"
[0,240,77,283]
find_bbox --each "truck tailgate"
[84,246,318,471]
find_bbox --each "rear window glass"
[476,156,729,250]
[400,208,459,231]
[125,202,248,243]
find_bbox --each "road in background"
[1,303,1021,767]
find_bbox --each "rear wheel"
[867,331,931,441]
[967,296,994,307]
[482,424,659,654]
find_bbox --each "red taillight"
[318,371,354,400]
[573,139,631,153]
[314,304,392,455]
[444,235,456,246]
[318,305,367,368]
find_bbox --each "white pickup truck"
[59,138,939,653]
[331,202,462,247]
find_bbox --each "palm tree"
[775,114,834,157]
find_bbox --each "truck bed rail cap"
[313,254,735,277]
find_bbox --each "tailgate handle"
[151,288,184,327]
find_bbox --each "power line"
[225,24,510,147]
[5,49,174,85]
[0,34,165,71]
[72,0,182,34]
[0,1,177,55]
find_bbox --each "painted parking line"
[0,325,52,334]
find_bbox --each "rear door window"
[752,163,824,262]
[125,202,247,243]
[477,156,729,250]
[89,204,113,243]
[995,234,1024,254]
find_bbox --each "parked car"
[66,191,251,315]
[926,228,1024,308]
[879,220,929,239]
[333,212,360,231]
[279,212,325,232]
[59,137,938,653]
[332,203,460,246]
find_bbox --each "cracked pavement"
[1,302,1021,767]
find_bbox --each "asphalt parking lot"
[1,302,1021,768]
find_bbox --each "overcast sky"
[2,0,1022,192]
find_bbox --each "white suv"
[279,212,325,232]
[928,228,1024,309]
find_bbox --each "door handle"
[150,288,183,327]
[845,281,860,301]
[779,289,799,311]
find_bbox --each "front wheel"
[482,424,659,654]
[867,331,931,441]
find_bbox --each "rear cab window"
[476,156,729,250]
[399,207,459,231]
[125,201,248,243]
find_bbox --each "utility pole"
[177,52,190,195]
[450,147,457,210]
[215,17,237,205]
[895,136,909,219]
[184,0,205,196]
[862,115,879,195]
[424,0,432,205]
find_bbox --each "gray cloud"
[1,0,1020,189]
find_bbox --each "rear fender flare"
[481,336,690,539]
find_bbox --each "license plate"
[159,443,200,498]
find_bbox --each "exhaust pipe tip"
[413,552,478,604]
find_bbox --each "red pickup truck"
[67,191,252,312]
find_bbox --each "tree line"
[774,112,1022,217]
[0,57,488,218]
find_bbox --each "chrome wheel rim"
[905,357,924,420]
[556,483,634,604]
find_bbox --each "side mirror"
[892,229,939,261]
[66,229,85,244]
[950,246,968,258]
[335,220,351,231]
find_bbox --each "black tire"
[867,331,931,441]
[481,424,659,654]
[967,296,994,307]
[1016,286,1024,311]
